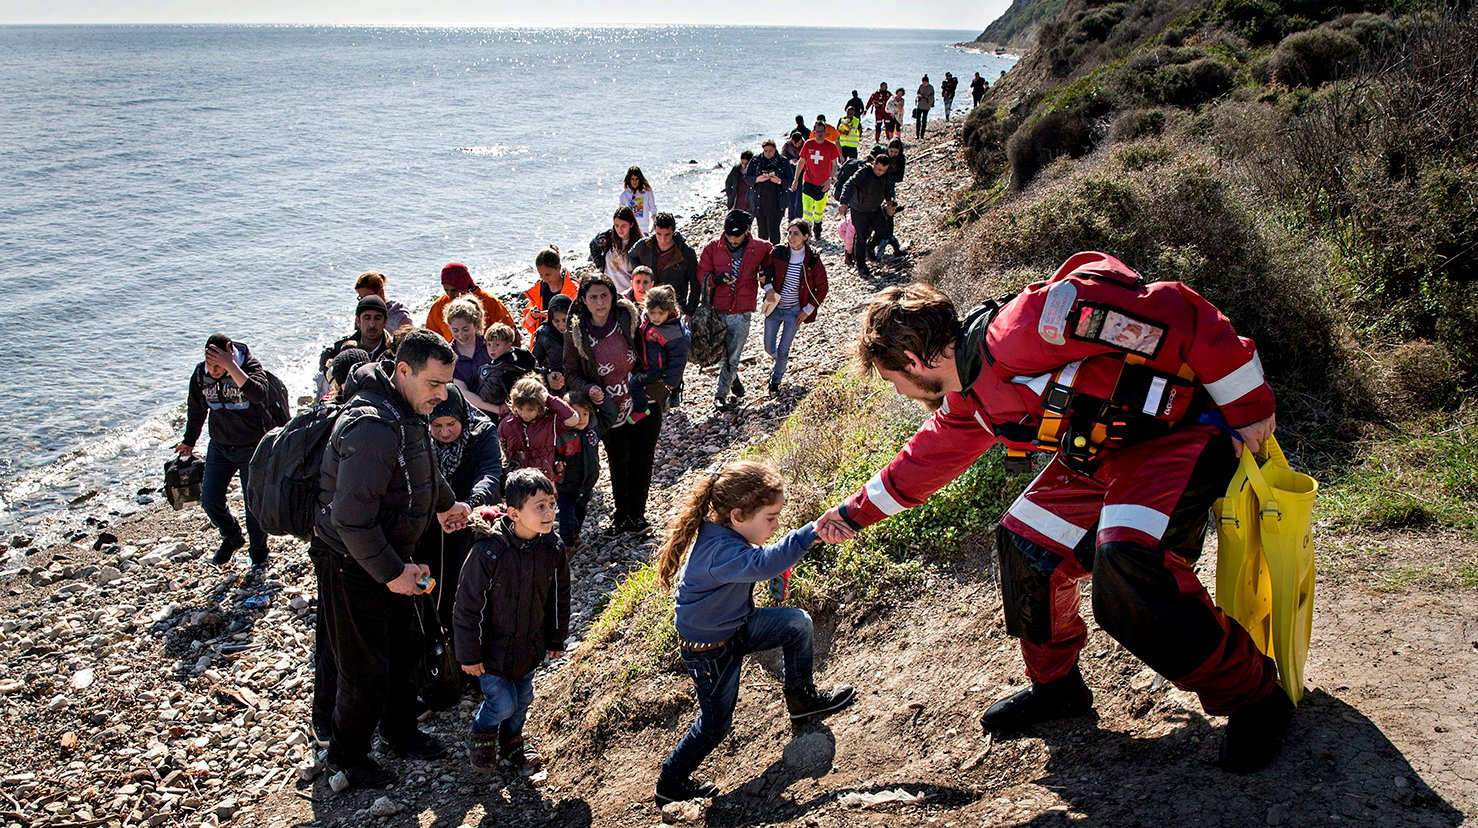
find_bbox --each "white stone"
[368,796,403,817]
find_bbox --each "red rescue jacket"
[839,251,1275,529]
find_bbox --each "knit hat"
[723,209,753,237]
[331,348,371,389]
[441,262,475,290]
[355,294,388,317]
[430,384,469,423]
[548,294,574,315]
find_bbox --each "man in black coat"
[838,151,898,278]
[628,212,701,316]
[744,138,795,246]
[313,329,471,789]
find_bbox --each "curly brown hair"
[854,283,961,375]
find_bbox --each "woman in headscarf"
[415,384,504,631]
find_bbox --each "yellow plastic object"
[1213,435,1318,704]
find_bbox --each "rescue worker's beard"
[900,368,946,412]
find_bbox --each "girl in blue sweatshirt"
[653,459,856,805]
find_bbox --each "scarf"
[435,429,471,480]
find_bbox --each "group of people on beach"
[175,62,1299,808]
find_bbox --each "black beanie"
[355,294,388,317]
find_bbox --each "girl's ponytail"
[657,474,717,589]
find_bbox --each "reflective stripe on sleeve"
[864,473,906,517]
[1100,504,1170,541]
[1006,496,1089,550]
[1202,357,1264,407]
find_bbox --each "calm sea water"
[0,24,1012,536]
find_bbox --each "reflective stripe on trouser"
[801,182,827,224]
[996,425,1277,714]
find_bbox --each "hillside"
[975,0,1067,50]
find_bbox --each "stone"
[71,668,95,690]
[328,771,350,793]
[660,800,704,823]
[214,797,237,822]
[782,732,832,772]
[95,566,124,584]
[93,532,119,550]
[368,796,403,817]
[0,679,25,695]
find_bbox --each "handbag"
[687,281,730,368]
[410,535,465,711]
[164,455,204,510]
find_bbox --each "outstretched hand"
[815,506,856,544]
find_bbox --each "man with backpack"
[177,333,281,567]
[313,329,473,789]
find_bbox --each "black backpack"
[245,401,342,539]
[262,370,293,428]
[687,282,729,369]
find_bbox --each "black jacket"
[453,515,570,679]
[628,233,700,316]
[532,320,566,378]
[744,152,795,218]
[446,412,503,509]
[725,163,752,211]
[841,166,897,213]
[887,151,908,185]
[315,361,456,583]
[183,341,273,448]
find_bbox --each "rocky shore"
[0,120,976,827]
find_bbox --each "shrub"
[1110,107,1167,141]
[1269,27,1363,86]
[1151,57,1237,105]
[1076,4,1126,41]
[1006,99,1109,189]
[963,104,1016,184]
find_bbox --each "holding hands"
[815,505,856,544]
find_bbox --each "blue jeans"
[716,312,751,400]
[661,607,814,781]
[471,670,535,738]
[763,306,802,386]
[201,442,267,558]
[557,489,591,547]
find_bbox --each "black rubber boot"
[784,683,856,722]
[980,665,1094,733]
[1218,688,1294,772]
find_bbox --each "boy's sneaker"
[385,729,446,760]
[784,683,856,722]
[713,397,735,413]
[655,773,720,805]
[979,664,1094,733]
[1219,688,1295,772]
[731,377,746,398]
[212,534,245,566]
[311,716,332,747]
[498,735,542,770]
[327,757,397,790]
[768,382,781,396]
[467,731,499,774]
[668,388,682,408]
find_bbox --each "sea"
[0,24,1013,543]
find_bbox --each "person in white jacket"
[619,165,658,234]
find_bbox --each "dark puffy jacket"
[841,166,897,213]
[698,235,774,315]
[183,341,274,448]
[639,318,691,386]
[453,515,570,680]
[745,152,795,217]
[725,163,752,211]
[628,233,700,316]
[315,361,456,584]
[532,320,566,378]
[476,348,537,408]
[446,411,503,509]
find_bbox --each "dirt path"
[0,118,1473,828]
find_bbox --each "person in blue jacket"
[652,459,857,805]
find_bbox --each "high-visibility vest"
[837,116,861,149]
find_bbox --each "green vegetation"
[977,0,1069,49]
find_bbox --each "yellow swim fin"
[1214,435,1318,704]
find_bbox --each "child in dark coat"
[532,294,573,394]
[628,285,691,422]
[478,323,538,415]
[554,392,601,558]
[454,469,570,773]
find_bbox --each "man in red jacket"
[866,82,892,142]
[817,252,1292,772]
[697,210,774,411]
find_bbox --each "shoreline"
[0,117,977,826]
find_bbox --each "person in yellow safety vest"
[791,115,840,242]
[837,106,862,161]
[521,245,579,338]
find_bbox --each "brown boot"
[468,731,499,774]
[499,734,542,770]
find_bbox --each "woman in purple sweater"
[562,273,660,535]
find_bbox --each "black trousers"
[851,208,888,266]
[414,525,474,632]
[323,544,423,766]
[602,409,662,525]
[309,538,338,734]
[754,210,783,245]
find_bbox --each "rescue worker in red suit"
[815,251,1292,771]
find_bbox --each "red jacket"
[497,395,577,484]
[763,245,829,324]
[698,235,774,315]
[840,251,1276,529]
